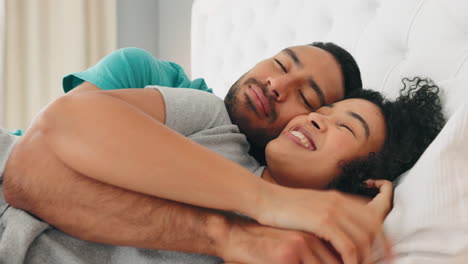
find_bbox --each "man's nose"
[267,74,301,102]
[307,112,328,133]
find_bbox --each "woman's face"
[265,98,386,189]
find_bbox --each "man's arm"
[5,80,390,262]
[3,133,339,264]
[4,154,227,255]
[3,81,230,255]
[38,82,390,263]
[4,82,343,263]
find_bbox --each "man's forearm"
[42,90,270,219]
[3,146,229,256]
[3,136,343,264]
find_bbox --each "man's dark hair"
[309,42,362,97]
[328,77,446,197]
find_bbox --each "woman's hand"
[254,184,394,264]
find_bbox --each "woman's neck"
[261,168,277,184]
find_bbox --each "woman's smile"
[285,127,317,151]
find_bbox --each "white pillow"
[381,103,468,263]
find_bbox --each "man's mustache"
[243,78,277,123]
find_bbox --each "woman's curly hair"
[328,77,446,197]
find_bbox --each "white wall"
[0,0,4,126]
[117,0,193,76]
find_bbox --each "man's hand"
[254,183,395,264]
[366,179,393,220]
[221,218,341,264]
[366,179,394,264]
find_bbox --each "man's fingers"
[367,180,393,216]
[318,227,358,264]
[373,180,393,197]
[369,180,392,200]
[339,194,383,244]
[360,232,395,264]
[301,251,322,264]
[305,236,342,264]
[336,214,375,264]
[377,232,394,264]
[382,236,394,263]
[327,194,388,264]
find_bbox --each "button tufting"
[192,0,468,103]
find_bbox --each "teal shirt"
[62,47,212,93]
[9,129,23,136]
[11,48,212,136]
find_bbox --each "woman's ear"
[337,160,347,168]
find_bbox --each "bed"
[191,0,468,263]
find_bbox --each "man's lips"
[247,84,271,117]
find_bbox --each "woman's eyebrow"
[347,111,370,139]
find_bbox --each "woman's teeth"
[291,131,311,148]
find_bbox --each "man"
[3,43,377,264]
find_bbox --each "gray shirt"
[156,86,264,177]
[0,87,264,263]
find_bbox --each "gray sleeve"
[0,129,19,182]
[145,86,232,136]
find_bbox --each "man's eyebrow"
[282,48,326,107]
[282,48,302,67]
[348,111,370,139]
[308,78,326,106]
[324,103,334,108]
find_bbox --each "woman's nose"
[307,112,328,132]
[267,75,301,102]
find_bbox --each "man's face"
[225,45,345,149]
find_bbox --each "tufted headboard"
[191,0,468,116]
[191,0,468,262]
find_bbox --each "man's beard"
[225,76,277,126]
[224,77,242,125]
[224,75,278,164]
[224,76,252,136]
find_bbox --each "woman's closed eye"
[274,58,287,73]
[339,123,356,137]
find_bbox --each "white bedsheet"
[381,103,468,263]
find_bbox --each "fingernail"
[364,179,375,188]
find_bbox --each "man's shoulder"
[146,86,222,106]
[146,86,232,134]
